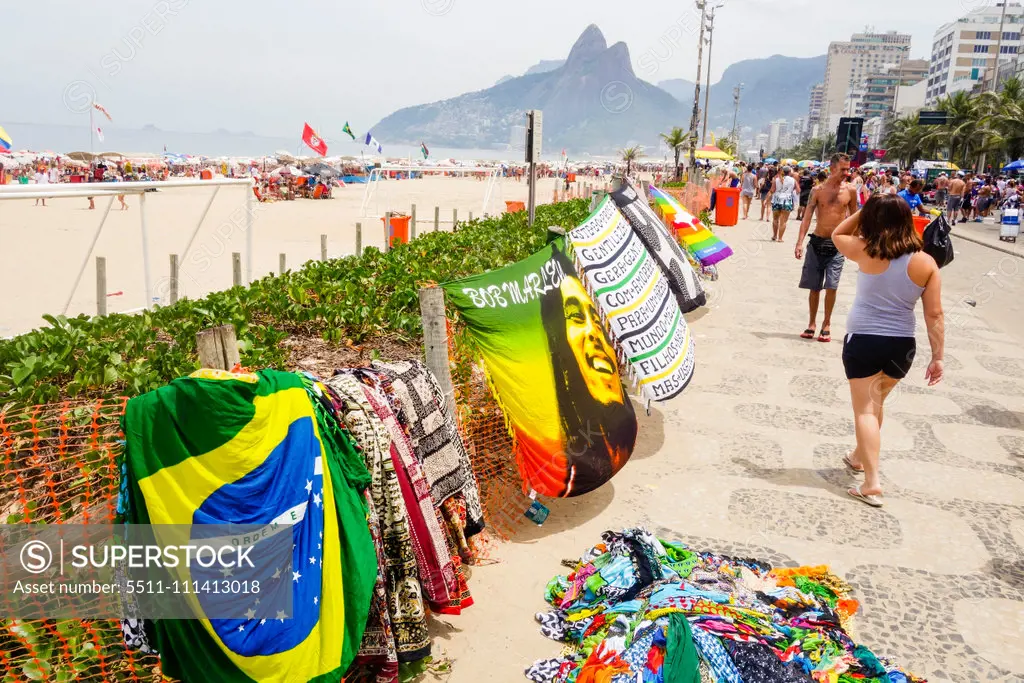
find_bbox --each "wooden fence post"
[411,204,417,239]
[356,222,363,257]
[232,252,242,287]
[434,206,440,232]
[196,325,240,370]
[169,254,179,304]
[279,253,286,274]
[452,208,458,230]
[418,287,456,423]
[384,212,392,253]
[95,256,107,317]
[468,211,473,222]
[320,234,328,261]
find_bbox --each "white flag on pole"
[95,126,104,142]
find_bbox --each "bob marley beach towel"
[444,240,637,498]
[569,196,696,402]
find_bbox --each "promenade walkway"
[438,213,1024,683]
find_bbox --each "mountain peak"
[566,24,607,66]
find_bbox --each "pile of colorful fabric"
[121,361,483,683]
[526,528,925,683]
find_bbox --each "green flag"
[342,122,356,140]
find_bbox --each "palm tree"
[884,115,929,168]
[659,127,687,180]
[620,146,643,175]
[718,136,738,157]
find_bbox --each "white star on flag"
[220,566,234,577]
[309,556,316,565]
[313,492,322,508]
[293,570,301,582]
[314,596,319,605]
[260,619,267,625]
[276,610,287,621]
[273,568,282,580]
[237,625,245,632]
[305,479,313,493]
[245,608,256,620]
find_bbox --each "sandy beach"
[0,175,583,336]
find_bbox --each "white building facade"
[925,3,1024,104]
[822,31,912,124]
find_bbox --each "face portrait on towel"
[444,239,637,499]
[542,250,637,497]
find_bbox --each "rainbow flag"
[0,125,11,152]
[650,186,733,266]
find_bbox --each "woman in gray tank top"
[832,195,945,508]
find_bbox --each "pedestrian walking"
[832,194,944,508]
[771,165,797,241]
[740,165,757,220]
[795,154,859,343]
[759,164,777,222]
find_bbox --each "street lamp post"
[687,0,709,176]
[701,4,720,147]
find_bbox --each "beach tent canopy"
[67,151,98,162]
[780,158,798,166]
[1002,159,1024,172]
[694,144,734,161]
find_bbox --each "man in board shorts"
[794,153,859,343]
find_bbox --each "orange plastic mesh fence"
[0,398,166,682]
[447,319,532,543]
[0,364,524,679]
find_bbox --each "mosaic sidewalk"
[438,215,1024,683]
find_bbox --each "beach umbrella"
[797,160,817,168]
[1002,159,1024,173]
[780,158,798,166]
[763,157,777,164]
[694,144,734,161]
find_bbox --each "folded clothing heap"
[526,528,924,683]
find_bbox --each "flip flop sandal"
[818,330,832,343]
[800,328,816,339]
[843,454,865,475]
[848,485,884,508]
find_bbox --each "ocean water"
[4,122,606,163]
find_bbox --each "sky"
[1,0,990,140]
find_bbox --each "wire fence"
[0,359,524,680]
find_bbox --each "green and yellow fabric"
[123,369,377,682]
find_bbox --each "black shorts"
[842,333,917,380]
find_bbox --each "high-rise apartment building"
[807,84,826,136]
[926,3,1024,103]
[821,31,912,124]
[857,59,930,118]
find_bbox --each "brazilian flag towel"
[123,369,377,682]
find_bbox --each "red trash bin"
[714,187,741,226]
[913,215,930,237]
[382,214,411,247]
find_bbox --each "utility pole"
[730,83,744,144]
[988,0,1010,92]
[687,0,709,175]
[979,0,1009,173]
[701,4,720,147]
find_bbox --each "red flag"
[302,123,328,156]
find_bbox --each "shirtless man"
[795,153,859,343]
[934,173,949,209]
[947,172,966,225]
